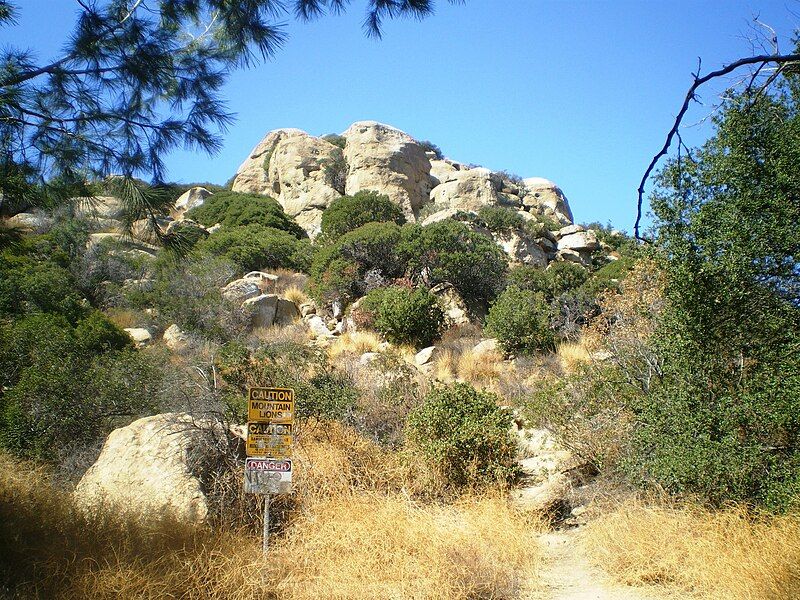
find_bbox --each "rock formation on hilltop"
[230,120,574,238]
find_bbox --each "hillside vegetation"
[0,68,798,598]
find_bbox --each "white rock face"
[414,346,439,366]
[243,293,279,328]
[124,327,152,346]
[557,230,599,252]
[429,168,504,212]
[343,121,434,219]
[74,413,232,523]
[430,282,471,327]
[495,231,548,267]
[521,178,573,224]
[6,211,51,230]
[163,324,190,352]
[174,186,212,217]
[232,129,342,237]
[221,278,261,303]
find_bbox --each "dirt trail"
[529,528,670,600]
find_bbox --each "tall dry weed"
[583,499,800,600]
[0,450,542,599]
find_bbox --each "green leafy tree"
[320,191,406,241]
[485,286,555,355]
[187,191,305,238]
[406,383,520,490]
[628,79,800,509]
[360,286,444,348]
[400,221,508,311]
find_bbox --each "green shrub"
[310,222,405,305]
[485,286,555,355]
[320,191,405,240]
[186,191,305,238]
[508,262,588,300]
[321,133,346,149]
[418,140,443,159]
[405,383,520,489]
[360,286,444,348]
[321,148,347,194]
[477,205,525,233]
[400,221,508,311]
[0,314,161,460]
[195,224,312,274]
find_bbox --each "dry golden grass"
[326,330,383,360]
[0,447,542,599]
[104,307,145,329]
[556,340,591,374]
[456,348,505,386]
[268,493,542,600]
[282,285,308,306]
[583,499,800,600]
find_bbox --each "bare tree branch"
[635,52,800,240]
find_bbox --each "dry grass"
[0,446,542,599]
[583,499,800,599]
[326,330,383,360]
[104,307,146,329]
[456,348,505,387]
[556,340,591,374]
[271,268,309,295]
[282,285,308,306]
[268,493,542,600]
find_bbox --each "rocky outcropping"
[230,121,574,239]
[231,129,343,237]
[342,121,434,220]
[74,413,241,523]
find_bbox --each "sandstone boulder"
[221,278,261,303]
[414,346,439,366]
[429,167,506,213]
[275,298,300,325]
[494,230,548,267]
[232,129,342,237]
[430,282,470,326]
[174,186,212,217]
[6,211,52,230]
[343,121,433,219]
[472,338,499,355]
[75,195,127,220]
[557,230,599,252]
[124,327,152,346]
[243,293,279,328]
[74,413,237,524]
[521,178,573,224]
[163,324,191,352]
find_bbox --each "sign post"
[244,387,295,556]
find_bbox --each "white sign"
[244,458,292,495]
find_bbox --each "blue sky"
[6,1,800,231]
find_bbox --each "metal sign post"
[244,387,295,556]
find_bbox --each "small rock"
[299,303,316,317]
[359,352,380,365]
[307,315,334,338]
[472,338,499,355]
[124,327,152,346]
[414,346,439,366]
[163,324,190,352]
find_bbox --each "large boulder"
[74,196,127,220]
[232,129,342,237]
[74,413,239,524]
[174,186,212,218]
[521,178,573,224]
[221,278,261,303]
[124,327,152,346]
[429,167,506,212]
[342,121,434,219]
[243,293,279,328]
[494,230,548,267]
[6,211,52,231]
[430,282,470,327]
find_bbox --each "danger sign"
[244,458,292,495]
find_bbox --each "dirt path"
[529,528,668,600]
